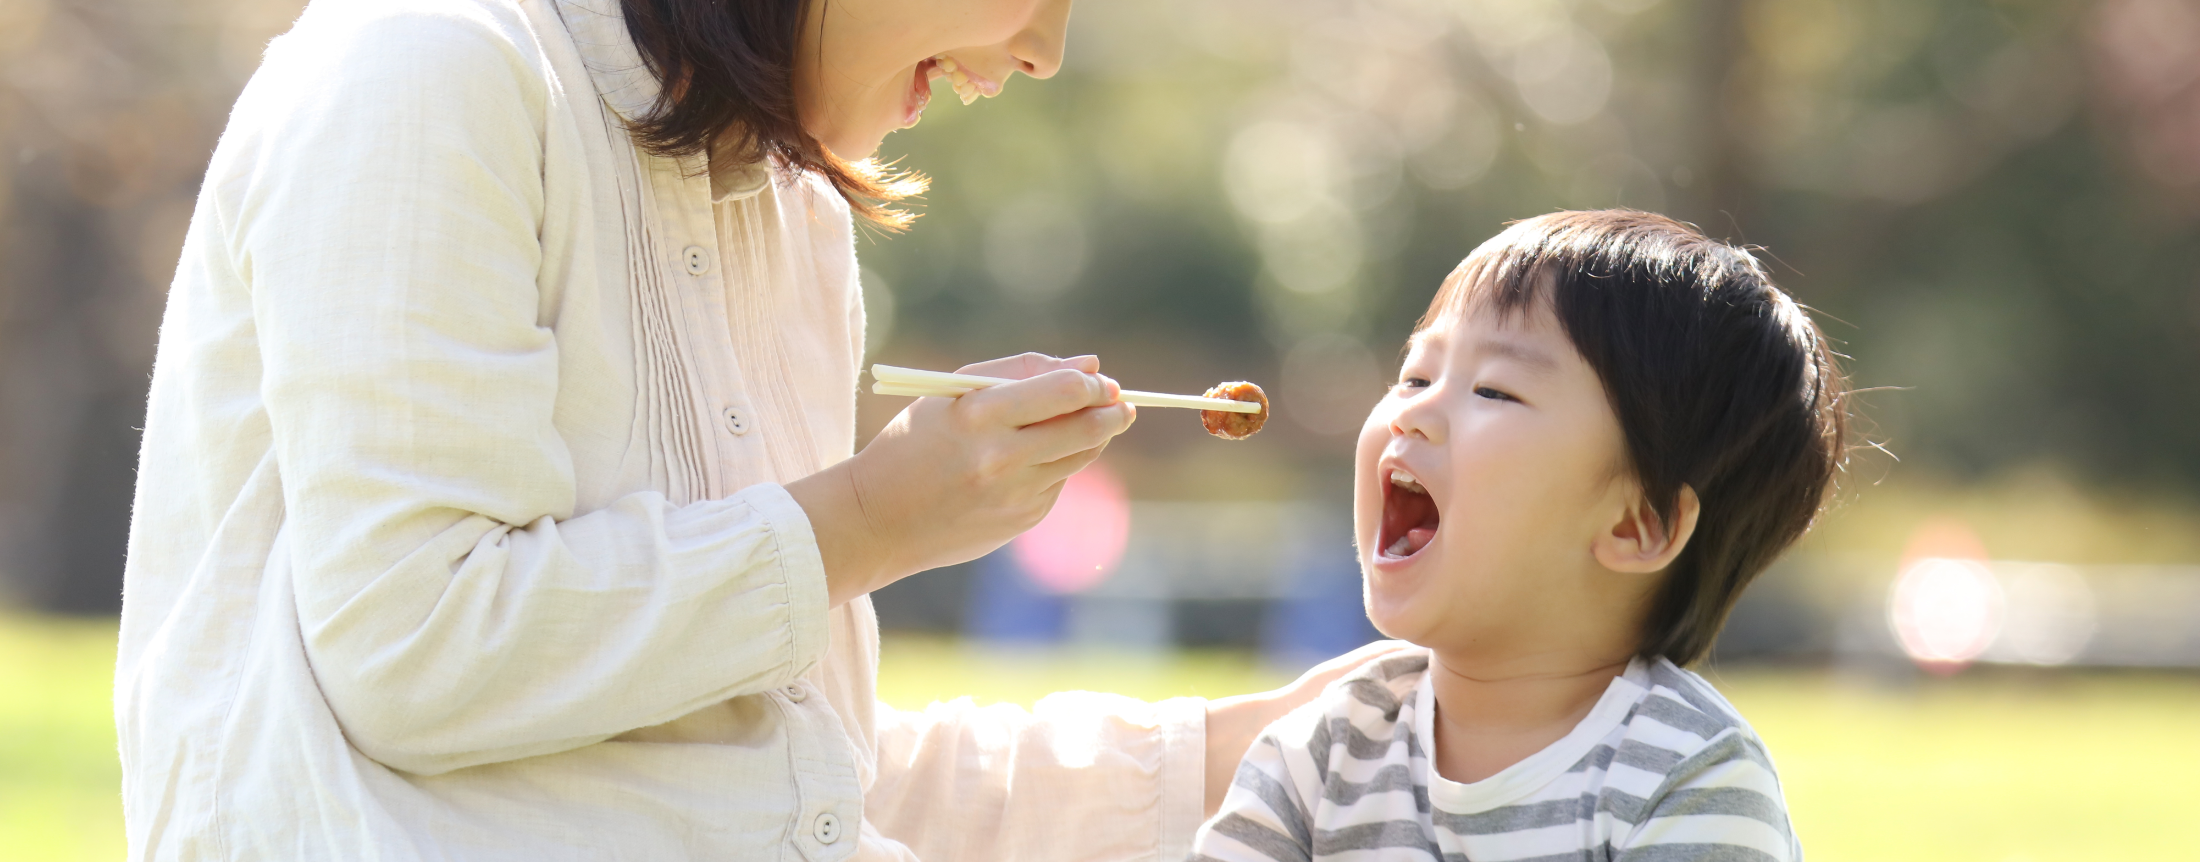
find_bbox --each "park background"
[4,0,2200,858]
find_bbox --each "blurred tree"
[0,0,299,611]
[4,0,2197,612]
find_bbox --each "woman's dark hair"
[618,0,925,229]
[1419,210,1851,666]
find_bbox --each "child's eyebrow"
[1478,337,1559,372]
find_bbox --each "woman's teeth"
[933,56,990,105]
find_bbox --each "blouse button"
[723,407,750,436]
[783,684,808,703]
[683,246,712,276]
[813,812,841,844]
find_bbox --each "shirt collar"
[553,0,774,203]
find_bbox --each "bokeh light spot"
[1011,463,1130,594]
[1890,557,2005,672]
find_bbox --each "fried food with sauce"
[1200,382,1270,440]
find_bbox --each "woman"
[115,0,1395,858]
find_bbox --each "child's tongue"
[1387,526,1437,557]
[1382,473,1440,557]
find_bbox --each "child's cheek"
[1352,405,1391,552]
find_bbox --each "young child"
[1192,210,1845,861]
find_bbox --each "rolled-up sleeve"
[236,10,828,776]
[866,692,1209,861]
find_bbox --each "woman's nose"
[1005,0,1071,79]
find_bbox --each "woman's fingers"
[1012,401,1135,467]
[955,352,1100,380]
[1030,436,1114,488]
[961,367,1121,429]
[955,352,1058,378]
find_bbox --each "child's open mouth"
[1378,467,1441,559]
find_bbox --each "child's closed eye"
[1473,385,1520,403]
[1395,376,1432,394]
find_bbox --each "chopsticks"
[869,364,1263,414]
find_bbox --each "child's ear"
[1592,484,1701,574]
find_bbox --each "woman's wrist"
[784,457,902,607]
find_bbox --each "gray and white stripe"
[1191,652,1801,862]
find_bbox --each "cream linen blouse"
[114,0,1207,858]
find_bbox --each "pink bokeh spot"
[1011,463,1130,594]
[1888,518,1999,675]
[1890,558,2005,675]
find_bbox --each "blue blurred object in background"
[961,498,1384,661]
[1261,512,1381,669]
[964,549,1068,644]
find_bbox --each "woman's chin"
[821,131,886,163]
[810,116,894,163]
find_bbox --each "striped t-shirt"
[1191,651,1800,862]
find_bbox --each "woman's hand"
[788,353,1136,607]
[1202,640,1418,817]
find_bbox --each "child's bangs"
[1413,235,1558,335]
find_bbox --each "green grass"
[7,617,2195,861]
[1712,667,2200,861]
[0,614,126,862]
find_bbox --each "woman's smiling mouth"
[903,58,940,127]
[1378,466,1442,560]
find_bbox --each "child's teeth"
[1387,536,1413,557]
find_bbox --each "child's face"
[1353,298,1638,650]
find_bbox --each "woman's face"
[796,0,1073,160]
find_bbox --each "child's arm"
[1616,731,1801,862]
[1189,729,1318,862]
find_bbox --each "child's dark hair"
[1420,210,1849,666]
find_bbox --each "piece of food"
[1200,381,1270,440]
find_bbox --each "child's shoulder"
[1604,660,1797,859]
[1329,647,1431,718]
[1603,657,1788,812]
[1620,658,1762,752]
[1268,648,1431,744]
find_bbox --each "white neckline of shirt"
[1411,656,1649,814]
